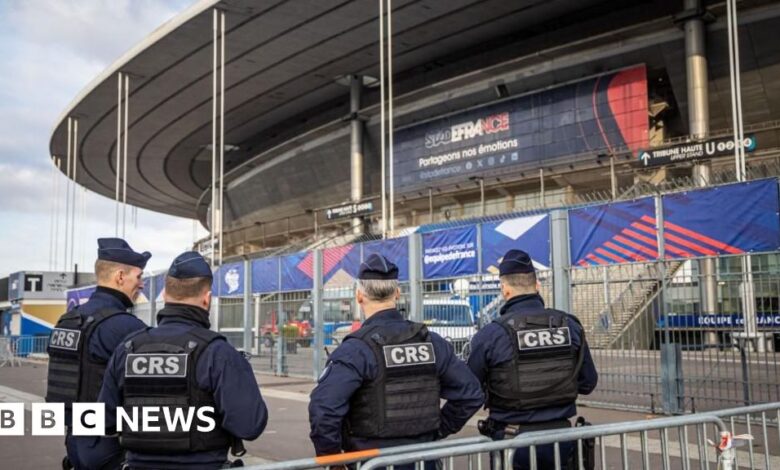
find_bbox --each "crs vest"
[345,322,441,440]
[119,327,233,454]
[486,308,585,411]
[46,307,129,408]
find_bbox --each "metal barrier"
[0,335,49,364]
[240,403,779,470]
[241,436,489,470]
[356,402,780,470]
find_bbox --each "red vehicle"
[259,311,312,347]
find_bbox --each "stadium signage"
[657,312,780,329]
[393,66,649,193]
[637,135,756,168]
[325,201,374,220]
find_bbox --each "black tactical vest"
[486,308,585,411]
[119,326,233,454]
[46,307,129,408]
[344,322,441,440]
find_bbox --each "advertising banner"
[394,65,648,193]
[66,285,97,311]
[252,257,280,294]
[422,226,478,279]
[323,245,361,288]
[363,237,410,282]
[280,252,314,292]
[213,262,244,297]
[661,179,780,258]
[569,197,657,266]
[481,214,550,274]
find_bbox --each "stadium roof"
[50,0,780,226]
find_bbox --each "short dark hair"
[165,276,212,300]
[499,272,537,293]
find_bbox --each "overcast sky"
[0,0,208,278]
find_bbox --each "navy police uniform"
[46,238,150,470]
[466,250,598,470]
[309,255,484,468]
[96,252,268,470]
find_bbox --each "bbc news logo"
[0,403,217,436]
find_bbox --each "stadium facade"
[46,0,780,413]
[49,0,780,258]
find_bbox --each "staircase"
[571,262,683,349]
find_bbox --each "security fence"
[199,178,780,412]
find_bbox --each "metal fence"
[0,335,49,366]
[581,253,780,414]
[240,402,780,470]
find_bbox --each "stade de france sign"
[636,135,756,168]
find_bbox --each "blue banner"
[422,226,478,279]
[481,214,550,274]
[213,262,244,297]
[66,285,96,311]
[280,252,313,292]
[662,179,780,258]
[252,257,280,293]
[658,313,780,329]
[393,66,648,193]
[569,197,657,266]
[363,237,410,281]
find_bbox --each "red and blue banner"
[481,214,550,274]
[422,226,478,279]
[66,285,97,311]
[363,237,410,282]
[252,257,280,294]
[281,252,314,292]
[661,179,780,258]
[393,65,648,193]
[569,197,658,266]
[323,245,361,287]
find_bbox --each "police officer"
[309,254,484,469]
[46,238,151,470]
[95,251,268,469]
[466,249,598,470]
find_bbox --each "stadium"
[13,0,780,466]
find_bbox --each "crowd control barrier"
[243,402,780,470]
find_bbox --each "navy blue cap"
[498,249,535,276]
[168,251,213,279]
[358,254,398,280]
[97,238,151,269]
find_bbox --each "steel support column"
[408,233,423,322]
[350,75,364,235]
[312,249,324,380]
[243,258,252,353]
[551,210,571,313]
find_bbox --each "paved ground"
[1,359,779,469]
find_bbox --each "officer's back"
[97,252,268,470]
[466,249,598,469]
[46,238,150,470]
[309,254,484,468]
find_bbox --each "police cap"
[498,249,535,276]
[358,254,398,280]
[168,251,213,279]
[97,238,151,270]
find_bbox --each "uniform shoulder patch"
[382,342,436,368]
[517,327,571,351]
[125,353,188,378]
[48,328,81,351]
